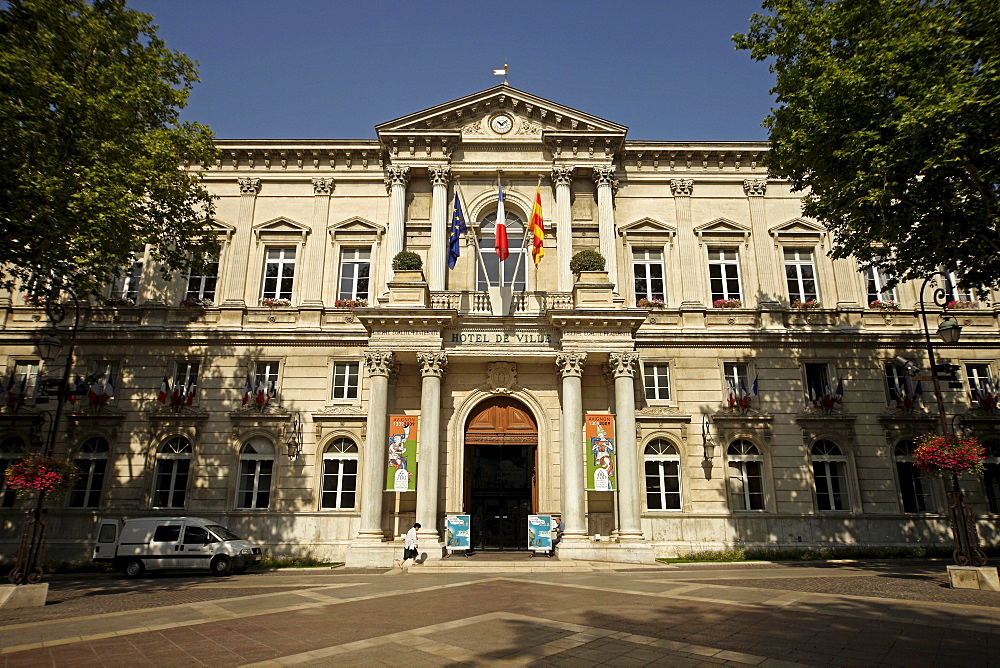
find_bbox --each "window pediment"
[618,217,676,244]
[769,217,827,244]
[328,217,384,239]
[694,218,750,245]
[253,217,310,241]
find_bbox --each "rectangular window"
[644,460,681,510]
[804,362,831,401]
[897,462,929,513]
[884,362,912,403]
[338,249,370,302]
[723,362,750,398]
[152,459,189,508]
[174,361,199,391]
[813,460,847,511]
[332,362,360,400]
[67,459,107,508]
[943,269,974,303]
[865,267,896,305]
[237,459,273,509]
[10,360,39,399]
[632,249,666,304]
[643,363,670,401]
[967,363,992,402]
[111,261,143,301]
[985,463,1000,514]
[728,460,765,510]
[322,457,358,509]
[186,258,219,302]
[784,249,817,303]
[254,361,280,392]
[708,249,742,302]
[262,247,296,300]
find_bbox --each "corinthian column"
[302,178,333,308]
[428,167,451,291]
[608,353,643,540]
[556,353,587,540]
[593,166,618,290]
[552,166,574,292]
[220,178,260,306]
[357,350,394,539]
[415,351,447,542]
[382,166,410,297]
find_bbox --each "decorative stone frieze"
[486,362,517,394]
[607,352,639,378]
[743,179,767,197]
[364,350,395,377]
[311,177,334,195]
[238,177,261,194]
[417,351,449,378]
[670,179,693,196]
[556,352,587,378]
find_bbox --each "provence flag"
[447,192,467,270]
[529,186,545,265]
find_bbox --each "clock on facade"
[490,114,513,134]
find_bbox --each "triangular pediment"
[617,217,676,236]
[253,217,310,238]
[328,217,384,235]
[375,85,628,138]
[769,217,826,238]
[204,219,236,238]
[695,218,751,243]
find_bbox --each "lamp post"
[7,284,82,585]
[918,271,986,567]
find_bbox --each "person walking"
[399,523,421,568]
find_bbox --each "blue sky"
[132,0,775,141]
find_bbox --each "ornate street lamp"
[918,271,986,566]
[8,282,82,585]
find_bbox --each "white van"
[93,517,263,577]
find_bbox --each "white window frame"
[642,361,671,402]
[966,363,992,403]
[338,248,371,302]
[331,360,361,402]
[68,436,110,509]
[723,362,751,400]
[173,361,200,404]
[643,439,682,511]
[811,440,850,512]
[186,257,219,302]
[152,437,192,509]
[784,248,818,303]
[864,266,896,305]
[236,438,274,510]
[707,248,742,302]
[632,248,666,304]
[727,439,766,511]
[10,360,40,400]
[321,437,359,510]
[884,362,912,404]
[111,260,143,301]
[261,246,297,301]
[476,213,527,291]
[894,439,933,513]
[804,362,833,401]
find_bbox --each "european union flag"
[447,192,467,269]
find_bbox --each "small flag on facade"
[242,374,253,406]
[447,192,467,270]
[528,186,545,265]
[495,184,509,261]
[157,374,170,404]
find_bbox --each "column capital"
[312,177,334,195]
[743,178,767,197]
[607,352,639,378]
[592,165,617,189]
[670,179,693,197]
[238,177,261,195]
[384,165,411,192]
[556,352,587,378]
[428,166,451,187]
[551,165,575,187]
[417,351,449,377]
[364,350,395,377]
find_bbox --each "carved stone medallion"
[486,362,517,394]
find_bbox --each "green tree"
[0,0,218,298]
[734,0,1000,291]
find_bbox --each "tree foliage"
[0,0,218,297]
[734,0,1000,290]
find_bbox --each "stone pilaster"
[382,165,410,298]
[220,178,260,307]
[671,179,704,308]
[608,353,643,540]
[357,350,394,539]
[427,167,451,292]
[552,166,575,292]
[415,351,447,544]
[556,352,587,540]
[745,179,781,309]
[301,178,333,310]
[593,166,618,290]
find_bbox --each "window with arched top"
[152,436,192,509]
[237,438,274,510]
[644,439,682,511]
[727,439,765,511]
[983,439,1000,513]
[0,436,28,508]
[68,436,110,509]
[811,440,850,511]
[477,211,526,291]
[894,440,930,513]
[322,438,358,510]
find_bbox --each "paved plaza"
[0,559,997,666]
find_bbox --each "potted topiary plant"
[388,250,428,307]
[570,250,613,308]
[569,249,606,275]
[392,250,423,273]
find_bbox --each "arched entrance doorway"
[465,397,538,551]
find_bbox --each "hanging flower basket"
[4,455,80,499]
[912,434,985,477]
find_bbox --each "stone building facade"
[2,85,998,565]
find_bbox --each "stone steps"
[406,558,664,573]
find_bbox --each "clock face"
[490,114,513,134]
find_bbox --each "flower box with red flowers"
[713,299,742,309]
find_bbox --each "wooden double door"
[464,398,538,551]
